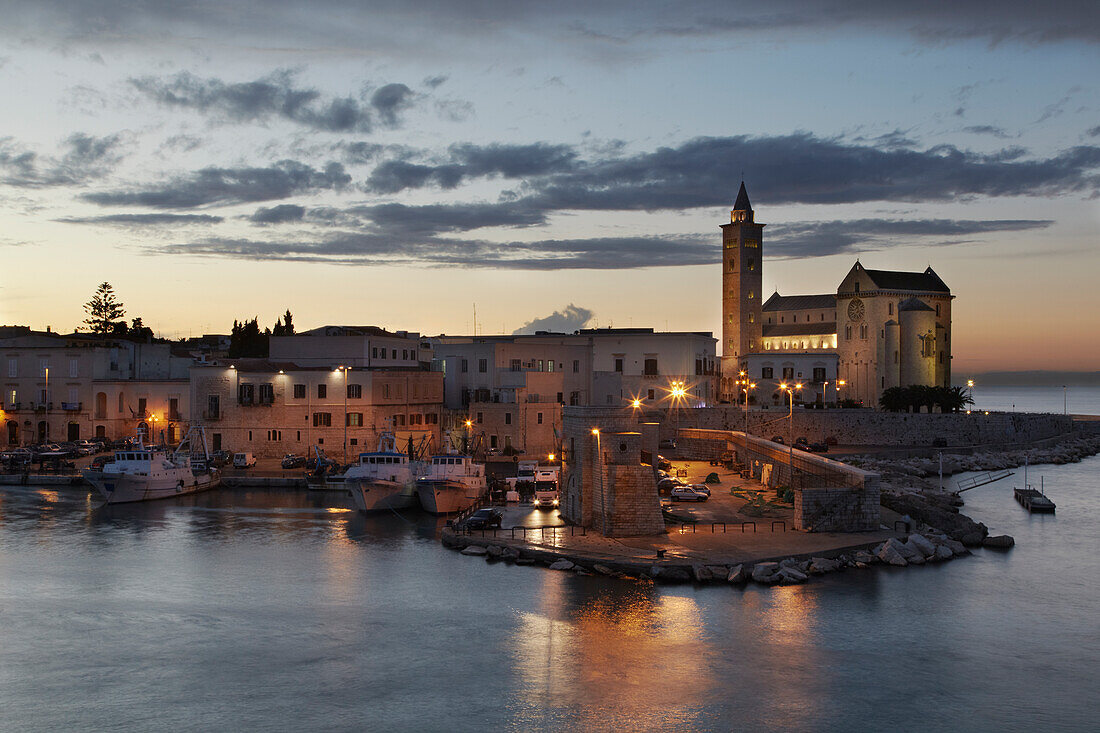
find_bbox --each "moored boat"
[83,426,220,504]
[416,453,486,515]
[345,434,423,512]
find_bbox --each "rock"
[941,539,967,555]
[692,564,713,582]
[460,545,488,556]
[752,562,781,584]
[907,553,926,565]
[652,566,692,583]
[808,557,838,574]
[853,550,877,565]
[932,544,954,562]
[855,561,869,569]
[548,559,575,571]
[907,533,936,556]
[705,565,729,579]
[877,542,909,566]
[515,558,536,565]
[727,564,747,584]
[779,567,808,583]
[592,564,615,576]
[486,544,503,557]
[960,532,985,548]
[500,547,520,561]
[894,539,922,560]
[982,534,1015,549]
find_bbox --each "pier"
[1014,487,1056,513]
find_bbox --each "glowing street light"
[967,379,975,410]
[779,382,803,488]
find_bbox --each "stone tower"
[720,182,763,401]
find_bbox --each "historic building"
[719,184,953,407]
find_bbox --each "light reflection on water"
[0,460,1097,732]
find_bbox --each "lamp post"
[336,366,349,466]
[741,381,756,435]
[464,418,472,454]
[591,428,605,535]
[835,379,845,407]
[1063,385,1067,415]
[779,382,802,488]
[43,366,49,442]
[967,379,975,411]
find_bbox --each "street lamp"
[740,381,756,435]
[464,418,472,454]
[836,379,846,407]
[1063,385,1067,415]
[967,379,975,411]
[43,365,49,442]
[779,382,803,489]
[335,366,349,466]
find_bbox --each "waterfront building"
[188,358,443,460]
[1,327,191,446]
[431,329,717,459]
[719,184,953,407]
[270,325,430,368]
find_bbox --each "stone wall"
[668,408,1071,448]
[795,484,881,532]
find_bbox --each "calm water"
[967,384,1100,416]
[1,460,1098,732]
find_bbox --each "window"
[888,302,894,316]
[643,358,658,376]
[505,413,512,425]
[537,412,543,425]
[347,383,362,399]
[478,358,487,373]
[238,383,254,405]
[793,315,797,323]
[860,324,868,339]
[207,395,220,419]
[461,359,468,373]
[383,384,391,399]
[402,349,408,360]
[476,412,483,424]
[813,367,826,382]
[490,435,498,449]
[258,383,274,404]
[6,358,15,378]
[782,367,794,379]
[572,360,579,373]
[510,359,521,371]
[547,360,554,372]
[761,367,774,379]
[392,350,397,359]
[68,387,78,404]
[935,304,941,316]
[39,358,49,377]
[748,313,754,323]
[647,389,655,400]
[614,358,623,373]
[538,360,544,371]
[312,412,332,427]
[845,325,852,339]
[695,359,703,375]
[69,358,78,378]
[372,347,378,359]
[317,384,327,399]
[267,430,282,441]
[347,413,362,427]
[293,384,306,399]
[747,257,755,271]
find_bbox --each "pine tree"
[83,282,126,335]
[282,309,294,335]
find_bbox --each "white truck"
[532,466,560,509]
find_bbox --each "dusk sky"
[1,1,1098,374]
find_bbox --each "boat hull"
[84,470,221,504]
[417,480,478,515]
[347,479,417,512]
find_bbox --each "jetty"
[1014,487,1056,513]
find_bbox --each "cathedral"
[719,183,953,407]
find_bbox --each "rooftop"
[857,266,950,294]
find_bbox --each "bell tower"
[720,181,763,401]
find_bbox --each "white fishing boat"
[83,426,220,504]
[344,434,423,513]
[415,453,487,515]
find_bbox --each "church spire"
[733,181,752,213]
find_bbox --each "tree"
[229,317,269,357]
[83,282,126,334]
[272,309,295,337]
[129,317,154,340]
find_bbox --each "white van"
[233,452,256,468]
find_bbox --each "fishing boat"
[415,453,486,515]
[83,426,220,504]
[344,433,423,512]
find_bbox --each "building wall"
[189,364,443,459]
[720,213,764,394]
[270,330,426,369]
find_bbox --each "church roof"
[762,292,837,312]
[733,181,752,212]
[897,296,935,312]
[862,266,950,293]
[762,322,837,337]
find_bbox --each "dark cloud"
[364,142,578,193]
[7,1,1097,49]
[131,71,420,132]
[1086,125,1100,138]
[249,204,306,224]
[423,75,448,88]
[962,125,1011,138]
[82,160,350,208]
[56,213,223,226]
[359,201,546,234]
[767,218,1054,258]
[0,133,125,187]
[361,133,1100,207]
[513,305,594,334]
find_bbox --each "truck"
[532,466,560,509]
[504,460,539,491]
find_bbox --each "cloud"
[962,125,1011,138]
[57,213,223,226]
[82,160,351,208]
[249,204,306,224]
[131,71,421,132]
[767,218,1054,258]
[513,305,594,334]
[0,133,126,187]
[364,142,579,193]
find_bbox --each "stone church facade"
[719,184,953,407]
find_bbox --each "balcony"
[61,402,82,412]
[5,402,21,412]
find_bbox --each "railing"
[61,402,82,411]
[674,520,766,534]
[452,523,586,538]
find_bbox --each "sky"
[1,0,1098,374]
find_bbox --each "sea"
[1,386,1097,732]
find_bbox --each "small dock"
[956,470,1013,493]
[1014,487,1056,513]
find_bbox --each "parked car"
[463,508,504,530]
[670,486,708,502]
[656,455,672,471]
[233,452,256,468]
[771,435,785,445]
[658,477,688,492]
[72,439,98,455]
[281,453,306,469]
[689,483,712,497]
